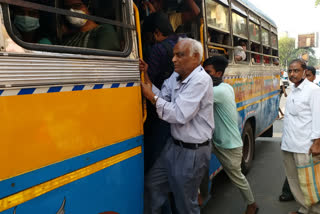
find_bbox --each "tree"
[293,47,318,66]
[316,0,320,6]
[278,36,296,69]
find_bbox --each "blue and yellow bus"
[0,0,144,213]
[200,0,280,201]
[0,0,279,213]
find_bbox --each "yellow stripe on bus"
[237,93,279,111]
[0,146,142,212]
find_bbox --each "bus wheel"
[241,122,254,175]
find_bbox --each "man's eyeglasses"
[288,69,304,74]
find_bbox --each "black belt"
[173,139,210,150]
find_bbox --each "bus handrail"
[133,3,147,123]
[200,19,205,63]
[208,45,228,55]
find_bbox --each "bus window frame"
[1,0,134,57]
[206,0,230,33]
[231,0,247,17]
[231,11,248,39]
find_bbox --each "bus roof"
[236,0,277,27]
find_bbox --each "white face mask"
[66,8,87,27]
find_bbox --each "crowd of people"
[138,5,320,214]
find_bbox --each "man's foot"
[279,193,294,202]
[245,203,259,214]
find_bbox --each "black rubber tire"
[261,125,273,137]
[241,122,254,175]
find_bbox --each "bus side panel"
[0,86,143,181]
[258,75,280,136]
[1,140,143,214]
[0,85,144,213]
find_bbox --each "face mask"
[66,8,87,27]
[14,15,40,32]
[211,76,223,87]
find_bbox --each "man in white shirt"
[140,37,214,214]
[282,59,320,214]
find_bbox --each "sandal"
[279,193,294,202]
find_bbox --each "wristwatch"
[151,95,158,105]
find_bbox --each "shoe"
[279,193,294,202]
[245,203,259,214]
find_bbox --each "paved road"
[202,88,300,214]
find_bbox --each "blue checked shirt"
[152,65,215,144]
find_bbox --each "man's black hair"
[203,56,229,75]
[149,12,174,36]
[238,39,247,47]
[289,59,307,70]
[306,66,316,75]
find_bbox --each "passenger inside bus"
[234,39,247,61]
[251,44,261,63]
[12,6,52,44]
[141,0,200,33]
[263,47,270,64]
[207,28,229,58]
[61,0,120,51]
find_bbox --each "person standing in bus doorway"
[142,12,180,214]
[142,12,180,174]
[140,37,214,214]
[282,59,320,214]
[203,56,259,214]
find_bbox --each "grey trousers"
[144,137,211,214]
[212,144,255,204]
[283,151,320,214]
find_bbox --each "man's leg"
[213,145,256,206]
[282,151,312,213]
[144,140,172,214]
[169,141,211,214]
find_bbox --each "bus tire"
[241,122,254,175]
[261,125,273,137]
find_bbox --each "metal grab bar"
[133,3,147,123]
[208,45,228,55]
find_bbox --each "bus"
[0,0,144,213]
[0,0,280,213]
[200,0,280,201]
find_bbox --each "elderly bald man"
[140,37,214,214]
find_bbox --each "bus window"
[251,42,261,64]
[263,46,271,64]
[232,12,247,39]
[261,27,269,46]
[206,1,230,33]
[234,37,248,63]
[271,33,277,49]
[249,21,260,43]
[5,0,131,56]
[207,28,230,59]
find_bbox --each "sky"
[247,0,320,57]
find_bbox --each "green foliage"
[278,36,296,68]
[278,36,319,68]
[316,0,320,6]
